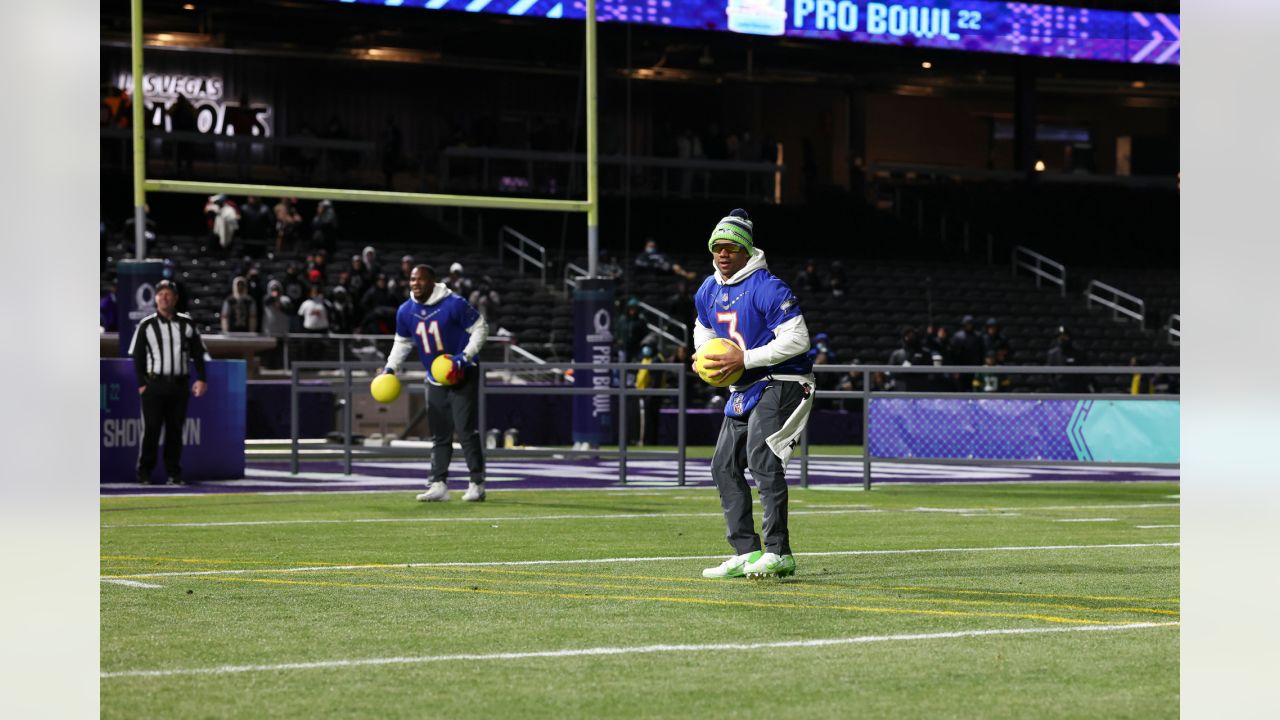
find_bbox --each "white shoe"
[701,551,762,579]
[743,552,796,578]
[462,482,486,502]
[416,482,449,502]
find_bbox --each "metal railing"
[498,225,547,287]
[636,300,689,348]
[288,360,688,484]
[796,363,1181,490]
[276,332,523,373]
[563,261,590,294]
[1012,246,1067,297]
[1086,280,1146,327]
[1167,313,1181,346]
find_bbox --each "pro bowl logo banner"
[116,259,166,358]
[867,398,1179,463]
[572,278,616,446]
[335,0,1178,65]
[100,359,247,482]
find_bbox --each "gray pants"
[711,381,805,556]
[427,372,485,485]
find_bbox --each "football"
[431,354,463,386]
[369,372,401,403]
[695,337,744,387]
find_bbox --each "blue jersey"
[695,267,812,387]
[394,291,481,382]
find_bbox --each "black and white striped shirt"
[129,312,209,385]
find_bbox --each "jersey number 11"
[416,320,443,353]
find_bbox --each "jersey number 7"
[416,319,443,353]
[715,311,747,349]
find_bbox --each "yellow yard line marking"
[377,566,1177,617]
[200,575,1121,626]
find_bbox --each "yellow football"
[431,354,462,386]
[370,372,401,403]
[695,337,744,387]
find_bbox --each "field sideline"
[101,481,1179,718]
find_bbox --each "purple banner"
[869,397,1079,461]
[100,359,247,483]
[334,0,1179,65]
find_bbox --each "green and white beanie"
[707,208,755,256]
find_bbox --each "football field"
[100,481,1179,718]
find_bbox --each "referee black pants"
[426,372,485,485]
[137,377,190,481]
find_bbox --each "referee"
[129,280,209,485]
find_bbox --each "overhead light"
[921,61,932,69]
[1131,80,1146,89]
[182,3,195,9]
[1034,159,1046,172]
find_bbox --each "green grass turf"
[248,444,864,460]
[101,482,1179,718]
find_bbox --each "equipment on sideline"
[370,372,401,403]
[695,337,745,387]
[431,354,463,385]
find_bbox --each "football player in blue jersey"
[382,265,489,502]
[694,209,816,579]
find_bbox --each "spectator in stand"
[835,357,883,413]
[615,297,649,362]
[469,275,501,323]
[792,259,824,295]
[827,261,847,299]
[392,254,415,300]
[360,273,398,323]
[281,264,306,306]
[1046,325,1093,393]
[100,275,118,332]
[361,246,381,278]
[923,324,956,391]
[445,262,474,297]
[204,194,239,256]
[808,332,839,407]
[634,238,696,280]
[347,254,370,298]
[597,252,624,281]
[1128,354,1154,395]
[983,317,1011,363]
[950,314,984,390]
[311,200,338,255]
[244,266,266,328]
[298,284,331,360]
[220,276,258,334]
[886,327,931,391]
[634,343,666,447]
[274,197,302,254]
[261,279,293,368]
[974,350,1010,393]
[666,280,696,327]
[238,196,272,243]
[328,285,354,334]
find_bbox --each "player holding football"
[694,209,816,579]
[382,265,489,502]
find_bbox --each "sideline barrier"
[288,360,688,485]
[287,361,1178,491]
[799,364,1180,489]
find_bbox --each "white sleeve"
[743,315,810,370]
[385,334,414,373]
[462,315,488,361]
[693,319,716,353]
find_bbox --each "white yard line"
[1053,518,1118,523]
[1136,525,1180,529]
[101,579,162,589]
[106,542,1180,579]
[100,621,1179,679]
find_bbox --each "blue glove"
[382,367,395,376]
[450,353,474,371]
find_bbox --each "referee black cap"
[155,279,178,294]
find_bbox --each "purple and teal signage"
[335,0,1179,65]
[868,398,1180,463]
[100,359,248,483]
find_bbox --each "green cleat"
[702,550,763,579]
[744,552,796,579]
